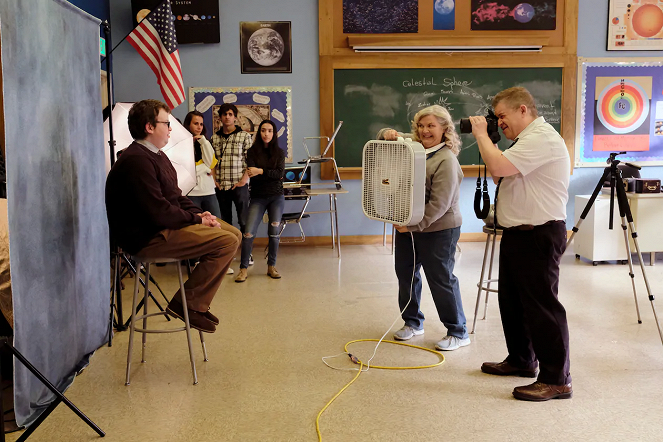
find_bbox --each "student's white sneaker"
[227,267,234,275]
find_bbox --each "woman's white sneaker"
[435,335,471,351]
[393,325,424,341]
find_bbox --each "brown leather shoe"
[481,360,538,378]
[202,310,219,325]
[166,299,216,333]
[267,266,281,279]
[235,268,248,282]
[512,381,573,401]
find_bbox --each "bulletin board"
[575,58,663,167]
[189,86,293,163]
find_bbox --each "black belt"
[504,220,564,231]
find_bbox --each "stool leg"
[471,234,492,334]
[176,262,198,385]
[141,263,151,363]
[200,331,208,362]
[126,262,142,385]
[483,233,498,320]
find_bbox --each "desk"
[574,193,663,265]
[284,185,348,257]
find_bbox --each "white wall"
[109,0,663,236]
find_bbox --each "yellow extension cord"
[315,339,445,441]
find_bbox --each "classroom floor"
[7,241,663,442]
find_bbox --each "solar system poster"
[608,0,663,51]
[470,0,557,30]
[131,0,220,44]
[577,61,663,167]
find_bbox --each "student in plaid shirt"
[211,103,252,235]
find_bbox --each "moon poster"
[576,59,663,167]
[470,0,557,30]
[434,0,456,30]
[343,0,418,33]
[240,22,291,74]
[608,0,663,51]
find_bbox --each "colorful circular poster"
[596,79,649,134]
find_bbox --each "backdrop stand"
[0,337,104,441]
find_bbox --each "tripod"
[568,152,663,346]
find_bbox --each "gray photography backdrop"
[0,0,109,427]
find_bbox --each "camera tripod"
[568,152,663,346]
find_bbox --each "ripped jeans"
[240,194,285,268]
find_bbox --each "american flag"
[126,0,185,109]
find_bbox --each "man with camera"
[468,87,572,402]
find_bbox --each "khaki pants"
[135,219,241,312]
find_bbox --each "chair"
[470,225,503,334]
[125,257,207,386]
[279,195,311,243]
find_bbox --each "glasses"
[155,120,171,128]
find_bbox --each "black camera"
[459,109,501,144]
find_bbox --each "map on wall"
[470,0,557,30]
[576,59,663,167]
[342,0,418,33]
[608,0,663,50]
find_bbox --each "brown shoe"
[481,360,538,378]
[235,268,248,282]
[267,266,281,279]
[202,310,219,325]
[166,299,216,333]
[512,381,573,401]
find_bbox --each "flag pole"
[100,0,165,63]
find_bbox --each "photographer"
[468,87,572,401]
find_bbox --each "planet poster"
[240,22,291,74]
[343,0,418,33]
[434,0,456,30]
[131,0,220,44]
[608,0,663,51]
[576,60,663,167]
[470,0,557,30]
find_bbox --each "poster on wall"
[433,0,455,30]
[131,0,220,44]
[342,0,418,33]
[240,21,292,74]
[470,0,557,30]
[576,58,663,167]
[607,0,663,50]
[189,87,293,163]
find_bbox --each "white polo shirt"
[497,117,570,228]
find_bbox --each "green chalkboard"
[333,68,563,167]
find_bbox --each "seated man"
[106,99,241,333]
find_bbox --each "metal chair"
[125,257,207,386]
[279,195,311,243]
[471,225,503,334]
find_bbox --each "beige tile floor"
[8,242,663,442]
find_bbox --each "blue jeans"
[394,226,468,339]
[241,195,285,268]
[188,194,222,219]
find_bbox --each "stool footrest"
[135,327,187,334]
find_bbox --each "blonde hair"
[492,87,538,118]
[410,105,461,156]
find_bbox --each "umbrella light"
[103,102,197,195]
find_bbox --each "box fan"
[362,138,426,226]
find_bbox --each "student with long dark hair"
[235,120,285,282]
[184,111,222,219]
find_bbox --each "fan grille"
[363,142,413,224]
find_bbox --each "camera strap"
[474,157,490,219]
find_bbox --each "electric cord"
[317,231,445,441]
